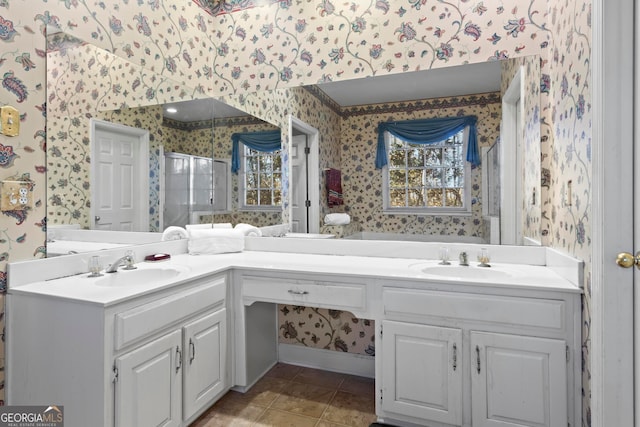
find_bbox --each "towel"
[234,223,263,237]
[326,168,343,207]
[213,223,233,229]
[185,223,233,230]
[161,226,188,241]
[324,213,351,226]
[187,228,244,255]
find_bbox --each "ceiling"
[162,60,502,122]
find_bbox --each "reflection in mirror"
[44,31,284,256]
[284,56,540,245]
[45,30,211,238]
[162,99,282,228]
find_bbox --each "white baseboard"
[278,343,375,378]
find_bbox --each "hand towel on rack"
[161,226,188,241]
[187,229,245,255]
[326,168,343,207]
[324,213,351,226]
[234,223,263,237]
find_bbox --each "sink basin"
[93,266,190,287]
[419,265,512,280]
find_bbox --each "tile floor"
[190,363,378,427]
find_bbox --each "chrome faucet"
[105,253,136,273]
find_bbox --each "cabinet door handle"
[189,338,196,364]
[452,343,457,371]
[176,346,182,373]
[287,290,309,295]
[476,345,481,374]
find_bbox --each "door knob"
[95,216,101,222]
[616,252,640,268]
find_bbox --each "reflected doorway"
[289,116,319,233]
[90,119,149,231]
[501,68,524,245]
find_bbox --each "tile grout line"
[314,377,345,426]
[251,376,294,426]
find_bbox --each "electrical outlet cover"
[1,180,32,211]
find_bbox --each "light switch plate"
[0,106,19,137]
[1,180,32,211]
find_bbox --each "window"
[383,128,471,214]
[239,146,282,210]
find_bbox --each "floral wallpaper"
[548,2,592,424]
[279,305,375,357]
[0,0,591,421]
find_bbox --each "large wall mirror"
[269,55,541,245]
[45,31,284,255]
[44,29,540,252]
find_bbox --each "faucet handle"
[459,251,469,266]
[438,247,451,265]
[477,248,491,267]
[122,250,137,270]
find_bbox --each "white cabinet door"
[115,329,183,427]
[470,332,567,427]
[183,308,227,420]
[381,320,463,425]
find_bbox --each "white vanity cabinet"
[469,331,567,427]
[115,329,183,427]
[378,283,580,427]
[381,321,463,425]
[7,273,229,427]
[115,306,227,427]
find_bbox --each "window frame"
[238,145,283,212]
[381,126,472,215]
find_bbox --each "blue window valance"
[231,130,282,173]
[375,115,480,169]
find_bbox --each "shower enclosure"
[163,152,230,228]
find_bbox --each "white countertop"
[9,250,582,307]
[46,240,130,256]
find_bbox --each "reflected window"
[240,147,282,210]
[383,128,471,214]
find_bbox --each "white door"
[470,331,567,427]
[92,120,149,231]
[291,134,308,233]
[289,116,320,233]
[115,329,182,427]
[591,1,635,426]
[183,308,227,421]
[381,321,462,425]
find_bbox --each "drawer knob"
[288,290,309,295]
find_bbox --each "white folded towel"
[214,223,233,229]
[324,213,351,226]
[161,226,188,241]
[234,223,262,237]
[185,223,233,230]
[187,229,244,255]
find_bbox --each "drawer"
[242,275,366,313]
[383,288,565,332]
[114,276,226,350]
